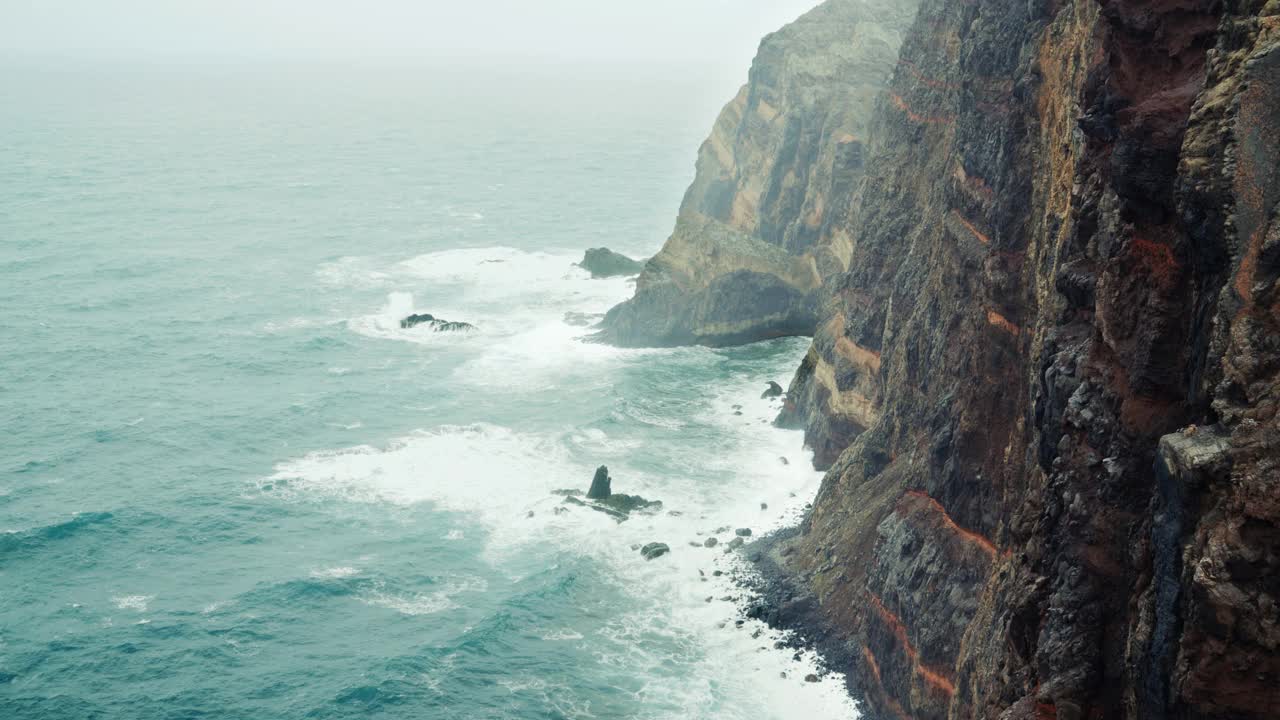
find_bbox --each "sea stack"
[586,466,612,500]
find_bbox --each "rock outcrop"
[596,0,919,347]
[556,466,662,521]
[587,465,612,500]
[640,542,671,561]
[759,0,1280,719]
[399,313,475,332]
[578,248,644,278]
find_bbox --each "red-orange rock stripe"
[987,309,1022,337]
[903,490,1000,558]
[866,592,958,696]
[862,645,913,720]
[889,93,952,125]
[898,59,957,91]
[952,210,991,244]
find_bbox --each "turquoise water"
[1,62,852,719]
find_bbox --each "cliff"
[596,0,918,347]
[765,0,1280,718]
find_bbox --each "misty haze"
[3,1,1279,720]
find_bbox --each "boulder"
[704,537,719,548]
[400,313,476,332]
[735,528,753,537]
[579,248,644,278]
[761,381,784,399]
[640,542,670,560]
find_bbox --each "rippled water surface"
[1,62,854,719]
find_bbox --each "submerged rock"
[735,528,753,537]
[400,313,476,332]
[761,381,784,399]
[704,537,719,548]
[579,248,644,278]
[640,542,670,560]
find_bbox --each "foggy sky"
[1,0,821,63]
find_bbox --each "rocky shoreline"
[738,527,864,689]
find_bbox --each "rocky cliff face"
[766,0,1280,718]
[597,0,918,347]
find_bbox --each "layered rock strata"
[597,0,918,347]
[768,1,1280,718]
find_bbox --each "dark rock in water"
[599,494,662,515]
[579,248,644,278]
[704,537,719,548]
[804,674,819,683]
[562,494,627,521]
[761,381,784,399]
[400,313,476,332]
[640,542,670,560]
[563,311,603,327]
[735,528,753,537]
[760,502,768,510]
[587,466,612,500]
[727,537,746,550]
[779,456,790,466]
[558,467,661,522]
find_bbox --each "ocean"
[0,60,853,719]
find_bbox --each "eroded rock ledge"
[597,0,918,347]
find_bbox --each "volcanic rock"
[748,0,1280,717]
[578,248,644,278]
[587,466,612,500]
[399,313,475,332]
[639,542,670,561]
